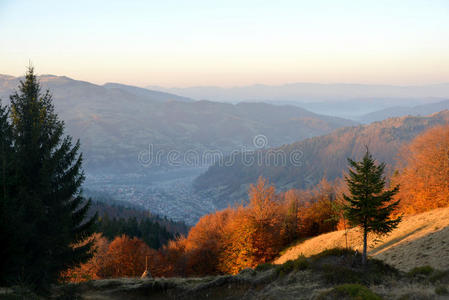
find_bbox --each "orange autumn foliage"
[184,209,231,275]
[62,179,344,280]
[296,178,339,237]
[395,125,449,214]
[159,177,340,275]
[63,234,156,282]
[102,235,155,278]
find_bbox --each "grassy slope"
[275,207,449,271]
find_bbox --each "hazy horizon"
[1,0,448,88]
[3,71,449,90]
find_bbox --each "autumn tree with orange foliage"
[219,178,288,273]
[156,236,189,277]
[183,209,231,275]
[395,125,449,214]
[102,235,155,277]
[295,178,339,237]
[63,234,157,282]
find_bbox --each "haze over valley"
[2,74,449,222]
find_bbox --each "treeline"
[89,199,190,236]
[97,215,174,249]
[88,197,189,249]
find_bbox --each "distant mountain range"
[194,111,449,208]
[355,99,449,123]
[0,74,355,173]
[149,82,449,102]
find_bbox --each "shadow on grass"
[368,225,428,256]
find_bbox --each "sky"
[0,0,448,87]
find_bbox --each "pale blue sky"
[0,0,448,87]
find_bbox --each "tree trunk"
[362,228,368,266]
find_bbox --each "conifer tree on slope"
[343,148,401,265]
[1,67,96,289]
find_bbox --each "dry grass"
[275,207,449,271]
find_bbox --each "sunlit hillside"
[195,111,449,208]
[275,207,449,271]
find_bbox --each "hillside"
[275,207,449,272]
[194,111,449,208]
[0,74,355,173]
[356,99,449,123]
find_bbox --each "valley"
[2,75,449,224]
[3,3,449,298]
[84,168,215,224]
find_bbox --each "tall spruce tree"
[343,148,401,265]
[0,102,19,284]
[1,67,96,290]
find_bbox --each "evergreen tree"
[1,67,96,290]
[343,148,401,265]
[0,102,20,283]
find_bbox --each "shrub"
[317,284,382,300]
[255,263,274,272]
[293,255,309,271]
[310,248,398,284]
[407,266,434,278]
[435,285,449,296]
[2,285,40,300]
[311,247,357,260]
[429,269,449,283]
[272,255,310,277]
[274,260,296,277]
[320,264,362,284]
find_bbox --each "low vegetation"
[317,284,382,300]
[4,248,446,299]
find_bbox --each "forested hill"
[194,110,449,208]
[88,200,189,236]
[85,193,189,249]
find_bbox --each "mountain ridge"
[194,110,449,208]
[356,99,449,123]
[0,74,355,173]
[148,82,449,103]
